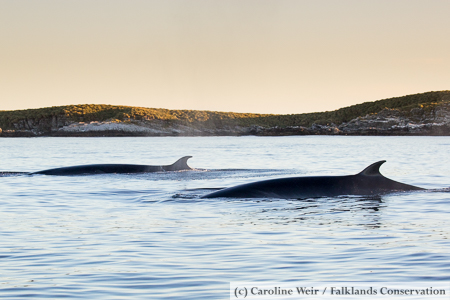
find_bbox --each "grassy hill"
[1,91,449,131]
[246,90,450,127]
[0,104,268,130]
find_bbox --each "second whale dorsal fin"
[168,156,192,171]
[358,160,386,176]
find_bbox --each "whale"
[29,156,192,176]
[202,160,424,199]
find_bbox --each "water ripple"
[1,136,450,298]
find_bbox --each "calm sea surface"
[1,136,449,299]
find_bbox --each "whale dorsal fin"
[168,156,192,171]
[358,160,386,176]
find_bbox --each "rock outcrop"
[336,102,450,135]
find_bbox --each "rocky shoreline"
[1,102,450,137]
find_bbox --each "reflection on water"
[222,195,386,229]
[0,172,29,177]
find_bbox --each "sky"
[1,0,449,114]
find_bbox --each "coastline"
[2,92,450,137]
[1,114,449,137]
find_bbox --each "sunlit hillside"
[0,91,449,131]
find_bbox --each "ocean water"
[0,136,449,299]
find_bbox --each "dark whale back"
[30,156,192,176]
[202,161,424,199]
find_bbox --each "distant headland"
[1,91,449,137]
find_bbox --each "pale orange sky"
[1,0,449,114]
